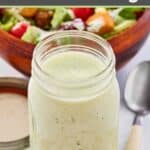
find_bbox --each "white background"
[0,35,150,150]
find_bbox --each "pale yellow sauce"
[43,51,105,81]
[29,50,119,150]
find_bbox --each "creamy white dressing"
[29,50,119,150]
[42,51,105,82]
[0,93,28,142]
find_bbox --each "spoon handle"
[125,115,142,150]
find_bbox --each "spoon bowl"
[125,61,150,116]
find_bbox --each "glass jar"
[28,31,120,150]
[0,77,29,150]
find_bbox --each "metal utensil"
[124,61,150,150]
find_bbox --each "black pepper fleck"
[56,118,59,124]
[71,117,75,123]
[76,141,80,146]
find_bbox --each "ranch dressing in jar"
[28,31,120,150]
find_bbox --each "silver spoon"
[124,61,150,150]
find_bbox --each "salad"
[0,7,145,44]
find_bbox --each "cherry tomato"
[72,8,94,21]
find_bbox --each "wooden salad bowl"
[0,9,150,77]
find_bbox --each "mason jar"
[28,30,120,150]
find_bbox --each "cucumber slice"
[114,20,136,32]
[51,8,72,29]
[21,27,40,44]
[0,17,17,31]
[102,20,136,39]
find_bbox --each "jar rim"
[33,30,115,88]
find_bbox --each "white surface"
[0,35,150,150]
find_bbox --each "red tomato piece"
[10,22,29,38]
[72,8,94,21]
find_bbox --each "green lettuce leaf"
[119,8,144,19]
